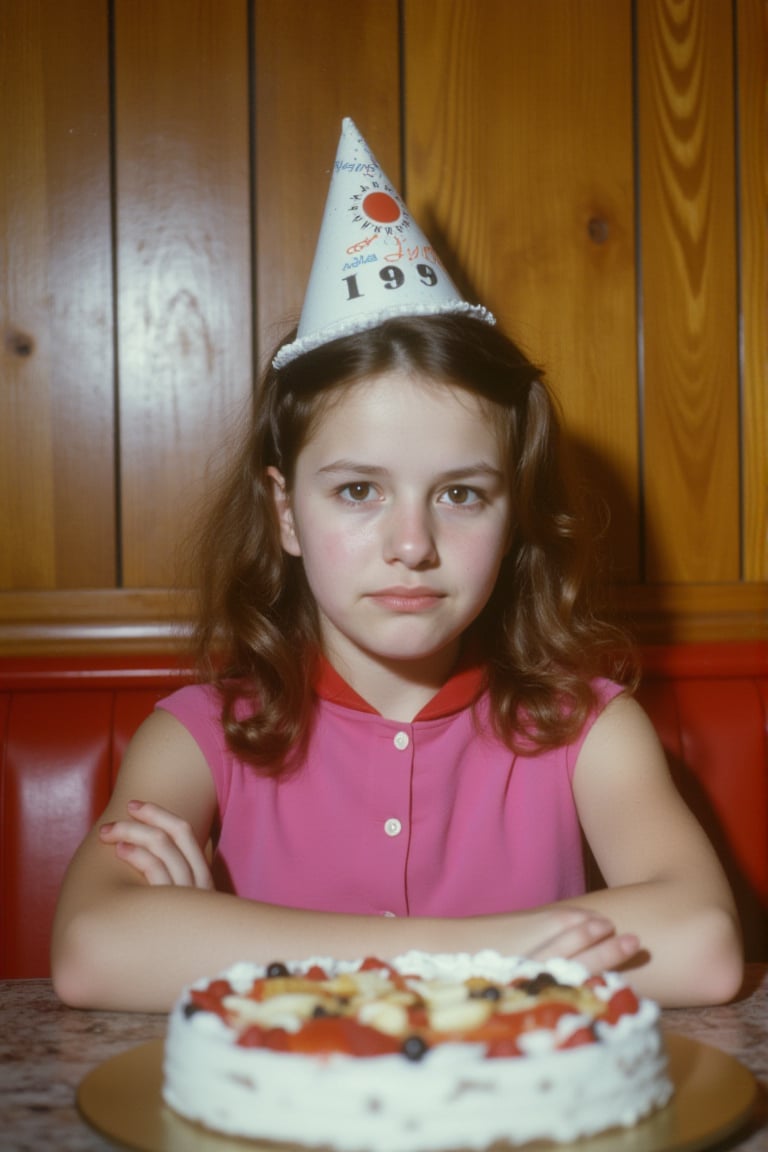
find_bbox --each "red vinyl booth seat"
[634,642,768,960]
[1,643,766,978]
[0,657,192,980]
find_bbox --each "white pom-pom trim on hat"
[273,301,495,370]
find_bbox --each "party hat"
[273,118,494,368]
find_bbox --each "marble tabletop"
[2,966,767,1151]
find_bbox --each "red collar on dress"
[312,652,487,721]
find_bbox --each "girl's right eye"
[339,482,375,503]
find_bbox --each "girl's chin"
[352,638,463,672]
[321,618,467,675]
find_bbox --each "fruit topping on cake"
[183,955,640,1060]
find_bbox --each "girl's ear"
[266,466,302,557]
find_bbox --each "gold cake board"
[77,1033,756,1152]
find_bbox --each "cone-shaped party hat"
[273,118,494,368]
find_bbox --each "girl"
[51,314,742,1012]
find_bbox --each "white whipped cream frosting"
[163,951,674,1150]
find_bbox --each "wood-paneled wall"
[1,0,766,652]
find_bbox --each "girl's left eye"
[339,482,376,503]
[439,485,481,506]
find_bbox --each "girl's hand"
[99,800,214,890]
[519,907,642,974]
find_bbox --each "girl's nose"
[383,503,438,568]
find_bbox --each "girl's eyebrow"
[317,460,505,481]
[436,463,506,482]
[317,461,389,477]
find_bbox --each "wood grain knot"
[5,330,35,357]
[587,217,610,244]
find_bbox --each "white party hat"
[273,118,494,368]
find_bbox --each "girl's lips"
[367,588,445,612]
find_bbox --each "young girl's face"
[269,371,512,685]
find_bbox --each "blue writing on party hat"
[273,118,494,368]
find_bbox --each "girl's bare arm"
[565,692,743,1007]
[51,711,639,1012]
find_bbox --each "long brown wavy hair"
[191,314,636,774]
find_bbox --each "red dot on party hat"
[362,191,401,224]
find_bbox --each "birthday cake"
[162,951,673,1150]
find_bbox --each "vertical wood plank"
[737,0,768,580]
[637,0,741,582]
[114,0,252,588]
[0,0,115,590]
[254,0,402,365]
[404,0,640,581]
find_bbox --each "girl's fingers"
[525,919,612,962]
[124,801,213,889]
[99,805,212,889]
[520,908,611,958]
[524,911,642,973]
[113,840,175,886]
[568,933,643,974]
[100,820,195,886]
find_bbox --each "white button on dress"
[384,818,402,837]
[393,730,410,750]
